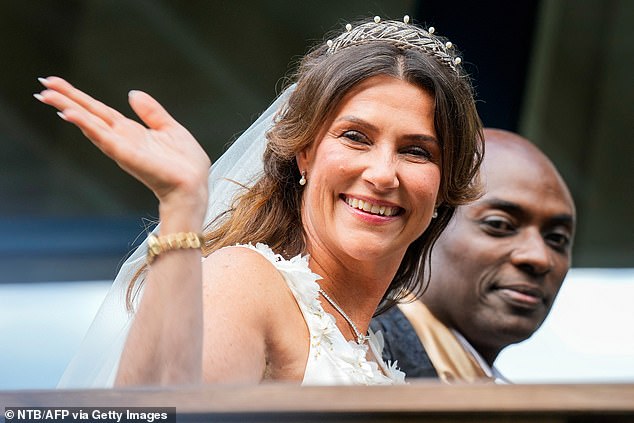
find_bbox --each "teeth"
[345,197,398,216]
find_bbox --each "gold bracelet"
[146,232,204,264]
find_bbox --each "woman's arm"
[199,246,309,384]
[36,77,210,385]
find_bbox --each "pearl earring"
[299,171,307,186]
[432,209,438,219]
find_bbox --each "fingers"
[48,99,133,163]
[128,90,180,131]
[35,88,110,134]
[34,86,110,139]
[57,106,122,158]
[34,77,136,160]
[37,76,123,126]
[36,76,180,133]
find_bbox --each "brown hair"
[127,20,483,312]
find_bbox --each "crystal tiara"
[326,15,462,74]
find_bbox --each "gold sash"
[397,299,493,383]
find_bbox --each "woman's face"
[298,75,441,266]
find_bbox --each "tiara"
[326,15,462,74]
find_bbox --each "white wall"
[0,281,110,389]
[1,269,633,389]
[496,268,634,383]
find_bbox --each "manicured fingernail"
[33,93,44,102]
[128,90,139,98]
[57,111,68,121]
[38,77,49,86]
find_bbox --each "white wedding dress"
[237,243,404,385]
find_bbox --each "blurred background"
[1,0,632,388]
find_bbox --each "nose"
[510,228,553,276]
[362,147,399,191]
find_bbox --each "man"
[371,128,576,383]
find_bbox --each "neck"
[308,250,399,336]
[467,339,501,367]
[423,300,503,367]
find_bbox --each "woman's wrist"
[147,232,204,264]
[158,185,208,234]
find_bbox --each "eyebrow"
[482,198,575,229]
[335,115,439,144]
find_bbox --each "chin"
[345,245,393,262]
[341,234,404,259]
[499,321,541,344]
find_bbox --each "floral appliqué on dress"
[242,243,405,385]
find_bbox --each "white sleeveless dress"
[241,243,405,385]
[58,242,404,388]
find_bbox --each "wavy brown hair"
[127,20,484,312]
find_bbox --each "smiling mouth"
[343,195,401,217]
[492,285,545,309]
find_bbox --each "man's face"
[424,139,576,356]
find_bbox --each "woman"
[37,16,483,386]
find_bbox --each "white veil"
[57,84,296,388]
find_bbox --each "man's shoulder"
[371,306,439,379]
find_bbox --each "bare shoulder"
[200,245,294,329]
[202,245,285,292]
[200,245,308,382]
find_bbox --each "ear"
[295,145,314,174]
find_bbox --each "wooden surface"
[2,383,634,422]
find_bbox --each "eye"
[341,130,369,144]
[401,145,432,160]
[545,231,571,251]
[480,215,516,236]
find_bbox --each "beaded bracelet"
[146,232,204,264]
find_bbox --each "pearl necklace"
[318,288,370,345]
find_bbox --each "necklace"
[318,288,370,345]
